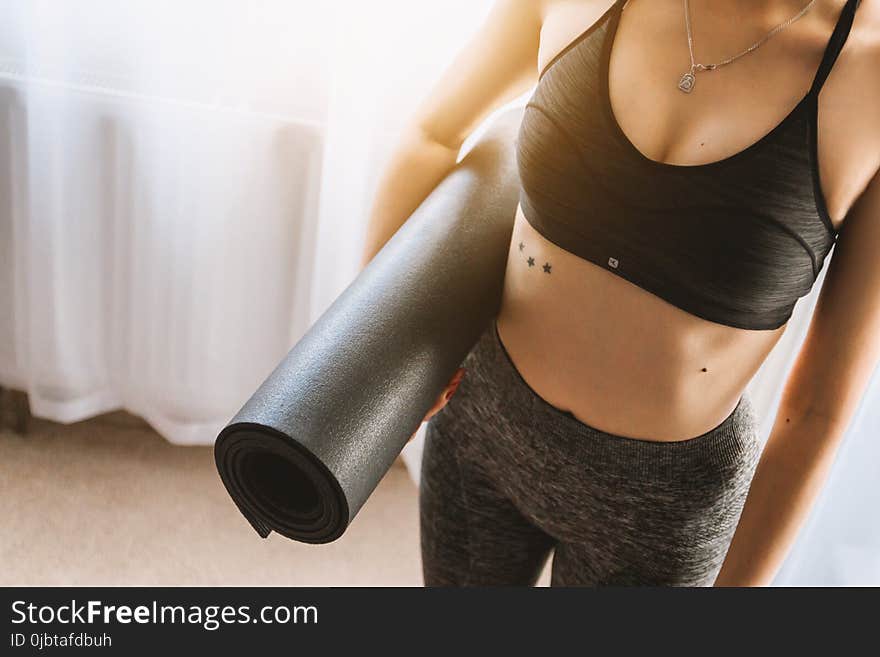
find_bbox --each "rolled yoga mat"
[215,107,524,543]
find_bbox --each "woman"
[360,0,879,586]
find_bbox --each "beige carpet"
[0,392,552,587]
[0,409,424,586]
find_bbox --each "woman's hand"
[408,367,466,442]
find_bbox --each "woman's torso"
[496,0,878,441]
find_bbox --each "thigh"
[420,407,554,587]
[549,484,751,588]
[549,410,762,587]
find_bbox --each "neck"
[688,0,821,32]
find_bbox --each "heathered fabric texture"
[514,0,860,329]
[420,320,761,586]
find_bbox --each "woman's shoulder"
[833,0,880,164]
[511,0,613,22]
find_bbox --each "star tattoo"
[527,256,535,267]
[542,262,552,274]
[518,241,525,252]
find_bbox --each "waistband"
[474,318,760,473]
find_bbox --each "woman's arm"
[715,163,880,586]
[359,0,544,268]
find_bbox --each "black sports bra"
[515,0,860,330]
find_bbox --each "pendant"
[678,71,696,94]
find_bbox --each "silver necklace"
[678,0,817,93]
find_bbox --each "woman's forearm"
[359,126,461,269]
[714,408,850,586]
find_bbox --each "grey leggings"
[420,319,761,586]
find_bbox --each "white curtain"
[0,0,492,440]
[0,0,876,584]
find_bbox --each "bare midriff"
[495,203,787,442]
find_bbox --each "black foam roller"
[214,108,524,543]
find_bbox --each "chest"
[536,0,877,230]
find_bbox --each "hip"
[428,317,763,539]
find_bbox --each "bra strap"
[808,0,860,97]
